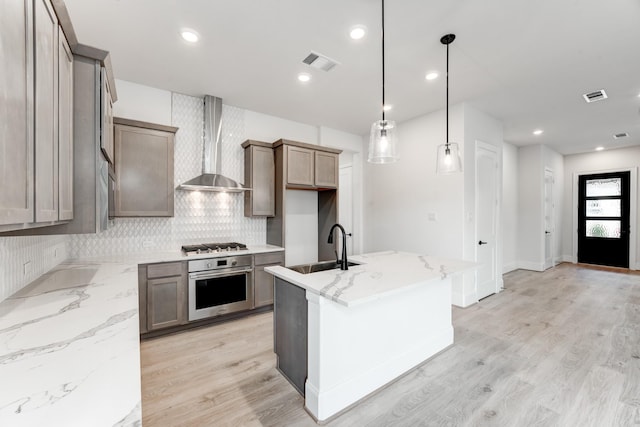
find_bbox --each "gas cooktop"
[181,242,248,256]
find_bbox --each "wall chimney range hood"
[179,95,250,192]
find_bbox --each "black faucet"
[327,223,348,270]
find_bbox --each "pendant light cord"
[445,41,449,147]
[381,0,386,123]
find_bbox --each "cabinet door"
[286,146,314,187]
[315,151,339,188]
[0,0,34,225]
[254,266,275,307]
[34,0,58,222]
[114,123,175,217]
[147,276,185,331]
[245,145,275,216]
[57,28,73,220]
[101,70,114,165]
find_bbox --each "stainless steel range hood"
[179,95,250,192]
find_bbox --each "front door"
[578,171,630,268]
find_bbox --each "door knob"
[545,231,551,234]
[478,240,488,245]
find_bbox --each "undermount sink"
[287,260,360,274]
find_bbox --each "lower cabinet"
[254,252,285,307]
[138,261,187,334]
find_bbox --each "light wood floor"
[140,264,640,426]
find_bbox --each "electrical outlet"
[54,248,58,258]
[142,240,154,248]
[427,212,437,221]
[23,261,31,277]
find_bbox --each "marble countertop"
[0,243,284,426]
[0,260,141,427]
[265,251,477,307]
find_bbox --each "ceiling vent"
[614,132,629,139]
[302,52,340,72]
[582,89,608,103]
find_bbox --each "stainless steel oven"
[188,255,253,321]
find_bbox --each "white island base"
[304,276,452,422]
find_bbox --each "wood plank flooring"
[140,263,640,426]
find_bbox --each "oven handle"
[189,268,253,280]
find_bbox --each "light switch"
[427,212,437,221]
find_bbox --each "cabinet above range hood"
[179,95,250,193]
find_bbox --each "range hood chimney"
[178,95,250,192]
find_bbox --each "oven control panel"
[188,254,253,273]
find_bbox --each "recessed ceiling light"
[297,73,311,82]
[180,29,199,43]
[595,146,605,151]
[425,72,439,81]
[349,25,367,40]
[533,129,544,135]
[383,104,392,111]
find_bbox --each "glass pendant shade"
[368,120,399,164]
[436,142,462,174]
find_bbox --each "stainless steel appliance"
[187,254,253,321]
[181,242,248,256]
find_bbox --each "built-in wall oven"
[188,254,254,321]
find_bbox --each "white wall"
[113,79,172,125]
[502,143,519,273]
[363,105,465,258]
[562,146,640,268]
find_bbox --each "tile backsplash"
[69,92,266,258]
[0,235,68,302]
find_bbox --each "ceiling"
[64,0,640,155]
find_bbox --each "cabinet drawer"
[254,251,285,266]
[147,262,183,279]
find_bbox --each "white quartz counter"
[266,250,476,307]
[0,261,141,427]
[0,244,283,426]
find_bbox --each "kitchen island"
[265,251,475,423]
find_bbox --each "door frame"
[572,167,637,269]
[475,140,501,297]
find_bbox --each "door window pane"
[585,220,621,238]
[586,178,621,197]
[586,199,621,217]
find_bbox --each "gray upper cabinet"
[285,145,315,187]
[314,151,338,189]
[242,140,275,217]
[57,27,73,221]
[273,139,341,190]
[34,0,59,223]
[113,118,177,217]
[0,0,34,226]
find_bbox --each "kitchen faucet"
[327,223,349,270]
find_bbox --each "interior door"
[544,169,554,269]
[578,171,630,268]
[476,143,498,300]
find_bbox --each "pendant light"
[368,0,399,164]
[436,33,462,174]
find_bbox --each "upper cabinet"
[242,140,275,217]
[0,0,34,226]
[273,139,340,190]
[113,118,177,217]
[0,1,117,235]
[57,27,74,221]
[0,0,77,232]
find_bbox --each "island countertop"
[265,251,476,307]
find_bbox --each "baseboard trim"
[502,262,517,274]
[517,261,545,272]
